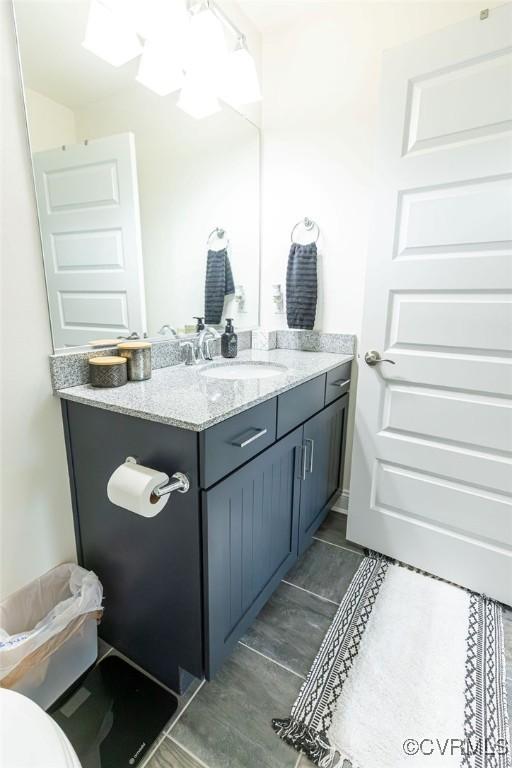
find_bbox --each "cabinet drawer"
[199,398,277,488]
[325,362,351,405]
[277,374,325,438]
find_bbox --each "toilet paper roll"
[107,462,170,518]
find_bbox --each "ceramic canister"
[89,356,128,388]
[117,341,152,381]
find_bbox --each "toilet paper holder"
[125,456,190,497]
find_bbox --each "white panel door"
[348,5,512,605]
[32,133,146,348]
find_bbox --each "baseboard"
[331,489,349,513]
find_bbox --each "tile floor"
[99,510,511,768]
[138,512,364,768]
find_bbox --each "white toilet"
[0,688,82,768]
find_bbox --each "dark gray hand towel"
[204,248,235,325]
[286,242,317,330]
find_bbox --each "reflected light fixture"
[136,41,185,96]
[185,4,227,82]
[82,0,142,67]
[177,73,220,119]
[82,0,261,119]
[218,37,261,107]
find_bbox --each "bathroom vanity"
[58,349,351,692]
[15,0,357,697]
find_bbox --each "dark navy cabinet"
[61,402,203,694]
[62,365,350,690]
[298,396,347,554]
[203,427,302,677]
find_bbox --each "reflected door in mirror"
[32,133,146,348]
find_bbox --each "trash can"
[0,563,103,710]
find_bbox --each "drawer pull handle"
[331,378,350,388]
[233,427,268,448]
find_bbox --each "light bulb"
[177,74,220,119]
[218,40,261,107]
[136,41,184,96]
[82,0,142,67]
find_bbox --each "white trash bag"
[0,564,103,704]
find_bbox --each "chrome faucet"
[180,328,220,365]
[198,327,220,361]
[157,324,178,338]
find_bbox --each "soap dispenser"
[221,319,238,358]
[194,317,205,332]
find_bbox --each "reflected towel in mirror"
[205,248,235,325]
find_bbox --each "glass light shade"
[185,8,227,82]
[126,0,189,44]
[177,75,220,119]
[82,0,142,67]
[218,44,261,106]
[136,42,184,96]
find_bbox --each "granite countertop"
[56,349,353,431]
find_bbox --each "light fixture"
[136,41,184,96]
[218,37,261,107]
[82,0,142,67]
[177,73,220,119]
[82,0,261,119]
[185,5,227,84]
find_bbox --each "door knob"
[365,350,396,367]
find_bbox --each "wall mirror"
[14,0,260,351]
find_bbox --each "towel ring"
[207,227,229,249]
[290,217,320,244]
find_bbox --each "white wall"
[259,1,490,490]
[0,0,76,601]
[25,87,76,153]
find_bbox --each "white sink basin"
[200,362,288,380]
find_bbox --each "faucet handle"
[198,327,220,361]
[204,337,216,361]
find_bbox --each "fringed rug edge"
[272,552,390,767]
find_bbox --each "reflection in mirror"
[14,0,260,350]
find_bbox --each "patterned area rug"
[273,553,510,768]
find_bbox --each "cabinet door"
[298,395,348,554]
[203,426,303,677]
